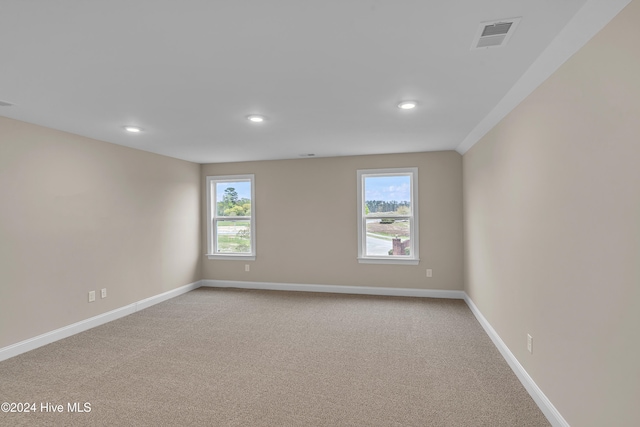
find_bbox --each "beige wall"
[463,1,640,426]
[5,3,638,422]
[202,151,463,290]
[0,117,201,349]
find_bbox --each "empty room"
[1,1,638,426]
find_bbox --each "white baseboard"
[0,280,202,362]
[463,295,569,427]
[1,277,566,426]
[201,279,466,299]
[203,280,566,425]
[135,281,201,311]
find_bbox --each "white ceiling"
[0,0,629,164]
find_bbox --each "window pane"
[216,220,251,253]
[364,175,411,217]
[216,181,252,217]
[365,218,411,256]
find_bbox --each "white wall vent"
[471,17,521,50]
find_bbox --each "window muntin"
[207,175,255,259]
[357,168,419,264]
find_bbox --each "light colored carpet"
[0,288,549,426]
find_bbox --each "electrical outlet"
[527,334,533,354]
[101,288,107,299]
[245,264,250,272]
[426,269,433,278]
[88,291,95,302]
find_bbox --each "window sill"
[358,257,419,265]
[206,254,256,261]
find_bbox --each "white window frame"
[206,174,256,260]
[357,167,419,265]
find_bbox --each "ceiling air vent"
[471,17,521,50]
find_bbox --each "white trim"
[201,279,464,299]
[457,0,631,154]
[357,257,419,265]
[0,276,568,426]
[463,295,569,427]
[206,254,256,261]
[357,167,419,263]
[0,281,201,362]
[135,281,201,311]
[206,174,256,258]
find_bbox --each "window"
[357,168,419,264]
[206,174,255,260]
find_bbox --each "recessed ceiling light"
[124,126,142,133]
[299,154,316,157]
[246,115,266,123]
[398,101,418,110]
[0,100,14,107]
